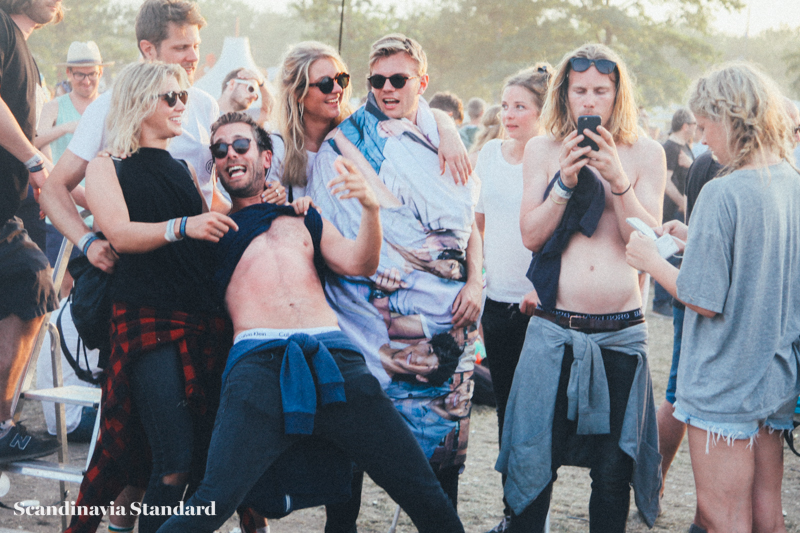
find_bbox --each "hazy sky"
[115,0,800,37]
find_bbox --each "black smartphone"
[577,115,601,152]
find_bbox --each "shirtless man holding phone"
[497,44,667,532]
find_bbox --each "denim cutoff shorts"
[673,398,796,452]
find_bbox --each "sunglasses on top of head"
[158,90,189,107]
[308,72,350,94]
[210,138,252,159]
[569,57,617,75]
[367,74,419,90]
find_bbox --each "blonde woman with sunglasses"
[75,62,236,533]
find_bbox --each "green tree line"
[26,0,800,108]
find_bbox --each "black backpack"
[66,246,112,371]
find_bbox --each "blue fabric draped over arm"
[526,167,606,310]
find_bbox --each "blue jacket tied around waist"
[222,331,360,435]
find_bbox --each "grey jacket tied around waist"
[495,316,662,527]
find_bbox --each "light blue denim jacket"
[495,317,662,527]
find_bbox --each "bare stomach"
[555,231,643,314]
[224,218,339,337]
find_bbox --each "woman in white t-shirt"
[474,63,551,533]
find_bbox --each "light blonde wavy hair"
[540,44,639,145]
[369,33,428,76]
[688,62,796,174]
[276,41,353,188]
[105,62,188,156]
[469,104,504,154]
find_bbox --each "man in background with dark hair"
[0,0,63,462]
[429,91,464,127]
[652,106,695,316]
[460,97,485,149]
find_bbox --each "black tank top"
[110,148,218,313]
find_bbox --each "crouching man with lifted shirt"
[157,112,464,533]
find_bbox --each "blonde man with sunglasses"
[496,43,667,532]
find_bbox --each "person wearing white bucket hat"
[37,41,112,298]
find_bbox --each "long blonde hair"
[105,62,188,156]
[540,43,639,145]
[277,42,353,187]
[688,62,796,174]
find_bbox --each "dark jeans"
[481,297,531,517]
[325,466,364,533]
[325,448,462,533]
[481,298,531,442]
[509,344,637,533]
[666,305,685,404]
[67,406,98,443]
[653,254,681,309]
[131,343,196,533]
[158,348,464,533]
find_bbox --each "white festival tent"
[193,36,274,102]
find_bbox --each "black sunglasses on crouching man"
[159,90,189,107]
[367,74,420,90]
[569,57,617,75]
[210,138,252,159]
[308,73,350,94]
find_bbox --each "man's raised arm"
[319,157,382,277]
[519,136,572,252]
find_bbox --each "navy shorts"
[0,217,58,321]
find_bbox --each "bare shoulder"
[525,135,560,159]
[630,136,665,165]
[85,155,115,179]
[625,136,666,182]
[523,136,561,177]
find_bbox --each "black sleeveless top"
[110,148,218,313]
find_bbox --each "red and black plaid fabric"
[66,303,231,533]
